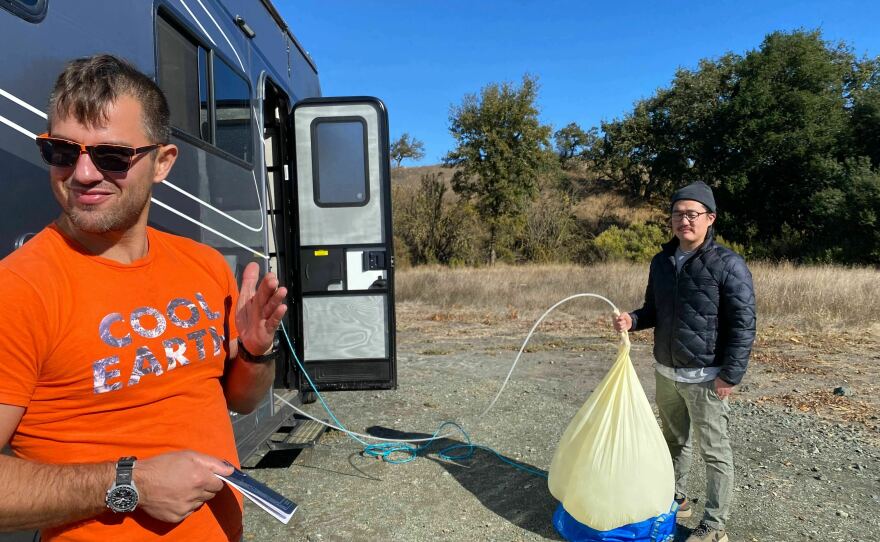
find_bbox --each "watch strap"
[116,456,136,485]
[237,337,278,364]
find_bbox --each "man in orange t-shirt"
[0,55,288,541]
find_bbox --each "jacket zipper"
[671,246,708,368]
[670,255,679,367]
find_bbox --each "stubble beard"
[65,181,153,234]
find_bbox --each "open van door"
[288,97,396,392]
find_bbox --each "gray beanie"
[670,181,716,213]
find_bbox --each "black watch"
[237,337,278,364]
[106,456,139,513]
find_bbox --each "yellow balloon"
[548,335,674,531]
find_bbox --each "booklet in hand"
[216,467,298,524]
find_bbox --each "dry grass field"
[396,262,880,330]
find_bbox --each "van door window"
[312,118,369,207]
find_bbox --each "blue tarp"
[552,502,678,542]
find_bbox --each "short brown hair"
[47,54,171,144]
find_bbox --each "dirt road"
[242,303,880,542]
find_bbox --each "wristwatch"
[105,456,139,513]
[237,337,279,364]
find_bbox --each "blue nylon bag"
[552,501,678,542]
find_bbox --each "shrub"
[592,223,667,262]
[713,232,749,258]
[518,189,581,262]
[393,173,483,266]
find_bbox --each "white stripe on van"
[178,0,217,46]
[194,0,246,72]
[0,113,38,140]
[152,197,268,259]
[0,88,47,119]
[161,176,264,233]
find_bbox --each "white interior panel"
[303,296,387,360]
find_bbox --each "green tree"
[592,29,880,262]
[443,74,554,263]
[390,132,425,168]
[807,157,880,263]
[594,53,740,199]
[596,100,664,198]
[851,88,880,167]
[716,30,854,259]
[553,122,599,168]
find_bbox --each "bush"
[393,173,483,266]
[518,189,581,262]
[713,232,750,258]
[592,223,667,262]
[591,222,752,263]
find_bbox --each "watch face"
[107,485,139,512]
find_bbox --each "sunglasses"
[35,133,161,173]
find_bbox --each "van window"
[157,15,210,143]
[0,0,47,23]
[214,58,253,163]
[312,119,369,206]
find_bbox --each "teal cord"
[279,322,547,479]
[362,421,549,478]
[279,322,370,447]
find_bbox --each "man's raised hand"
[235,262,288,355]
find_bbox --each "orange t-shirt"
[0,224,244,541]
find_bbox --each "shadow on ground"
[244,429,695,541]
[367,425,563,541]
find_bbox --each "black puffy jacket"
[630,234,756,385]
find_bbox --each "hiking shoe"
[686,523,728,542]
[675,495,692,519]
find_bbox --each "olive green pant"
[655,371,734,530]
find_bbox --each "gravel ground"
[242,303,880,542]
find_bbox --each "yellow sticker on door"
[314,250,329,256]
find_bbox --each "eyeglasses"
[35,133,161,173]
[671,210,711,222]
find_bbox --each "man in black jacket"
[614,181,756,542]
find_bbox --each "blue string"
[279,323,547,479]
[362,421,549,478]
[279,322,369,446]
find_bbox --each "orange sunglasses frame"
[35,133,161,172]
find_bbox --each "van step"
[266,416,328,451]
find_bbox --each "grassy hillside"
[391,162,669,267]
[390,164,451,186]
[392,164,661,231]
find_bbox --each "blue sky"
[278,1,880,166]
